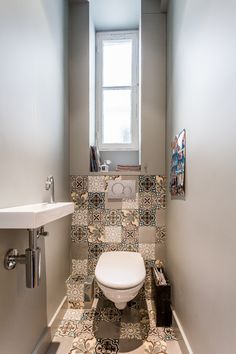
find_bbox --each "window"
[96,31,139,151]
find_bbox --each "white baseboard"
[172,307,194,354]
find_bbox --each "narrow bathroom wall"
[166,0,236,353]
[0,1,70,353]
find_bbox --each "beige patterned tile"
[139,192,158,210]
[122,210,139,227]
[72,210,88,226]
[139,244,155,260]
[69,336,96,354]
[122,193,139,209]
[120,322,142,340]
[88,176,105,192]
[104,226,122,243]
[72,259,88,277]
[156,226,166,244]
[63,309,84,321]
[88,225,105,242]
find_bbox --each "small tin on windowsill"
[152,267,172,327]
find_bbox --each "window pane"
[103,40,132,87]
[102,89,132,144]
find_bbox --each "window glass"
[102,89,132,144]
[103,39,132,87]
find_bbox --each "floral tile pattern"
[139,192,158,210]
[71,191,88,210]
[88,225,105,243]
[105,210,122,226]
[139,209,156,226]
[104,226,122,243]
[95,338,119,354]
[71,225,88,243]
[139,176,156,193]
[88,209,105,225]
[122,210,139,227]
[71,175,88,193]
[72,210,88,226]
[88,193,105,209]
[139,244,156,261]
[88,176,105,192]
[72,259,88,277]
[69,337,96,354]
[69,174,167,309]
[120,322,142,340]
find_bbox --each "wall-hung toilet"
[95,251,146,310]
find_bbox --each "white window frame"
[96,31,139,151]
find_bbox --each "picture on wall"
[169,129,186,198]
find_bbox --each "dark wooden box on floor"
[152,268,172,327]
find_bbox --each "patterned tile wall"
[69,175,166,303]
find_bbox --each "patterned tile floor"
[47,294,182,354]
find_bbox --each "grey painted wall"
[69,1,90,175]
[0,1,70,353]
[141,1,166,175]
[166,0,236,353]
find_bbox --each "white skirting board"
[32,296,67,354]
[171,307,194,354]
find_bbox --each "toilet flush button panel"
[108,180,136,199]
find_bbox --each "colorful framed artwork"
[169,129,186,199]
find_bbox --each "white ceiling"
[90,0,141,31]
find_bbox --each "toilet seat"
[95,251,146,290]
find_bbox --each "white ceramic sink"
[0,202,74,229]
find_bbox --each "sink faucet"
[45,175,55,203]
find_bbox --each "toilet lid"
[95,251,146,289]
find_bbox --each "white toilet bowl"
[95,251,146,310]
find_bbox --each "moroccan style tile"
[104,175,121,191]
[74,319,94,337]
[71,176,88,193]
[72,210,88,226]
[105,209,122,226]
[122,193,139,209]
[138,227,156,244]
[82,308,100,322]
[95,338,119,354]
[122,225,139,244]
[88,209,105,225]
[87,258,98,275]
[103,242,121,253]
[72,259,88,277]
[99,307,122,322]
[139,209,156,226]
[155,243,166,260]
[88,243,104,260]
[71,225,88,243]
[55,320,79,337]
[66,276,84,303]
[71,191,88,210]
[139,244,155,261]
[69,337,96,354]
[156,191,167,210]
[88,225,105,243]
[156,209,166,227]
[139,175,156,193]
[120,322,142,340]
[88,193,105,209]
[156,226,166,244]
[63,309,84,321]
[156,175,167,194]
[88,176,105,192]
[143,338,167,354]
[120,243,138,252]
[104,226,122,243]
[139,192,158,210]
[122,210,139,227]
